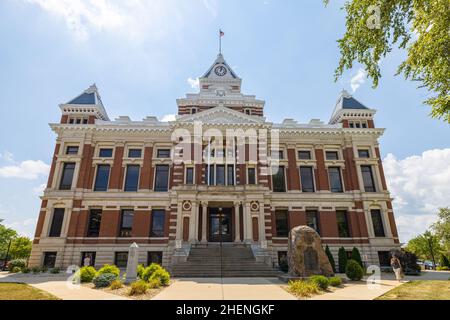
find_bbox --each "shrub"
[8,259,27,270]
[324,245,336,273]
[49,267,60,274]
[41,266,48,273]
[329,276,342,287]
[97,264,120,278]
[129,280,148,295]
[79,266,97,283]
[109,279,123,290]
[31,266,41,274]
[439,255,450,268]
[147,278,161,289]
[345,259,364,281]
[141,263,163,282]
[10,266,22,273]
[338,247,347,273]
[437,266,450,271]
[150,268,170,286]
[288,280,320,297]
[21,267,30,273]
[351,247,363,268]
[93,273,117,288]
[137,264,145,279]
[309,275,330,290]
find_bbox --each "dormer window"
[190,108,197,114]
[244,108,251,115]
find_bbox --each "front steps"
[171,244,282,277]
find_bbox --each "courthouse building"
[30,53,400,275]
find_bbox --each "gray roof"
[68,92,97,105]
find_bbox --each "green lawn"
[0,283,60,300]
[376,281,450,300]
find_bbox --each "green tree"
[406,231,442,268]
[351,247,363,268]
[325,245,336,273]
[0,221,18,260]
[432,207,450,253]
[325,0,450,122]
[338,247,348,273]
[439,254,450,268]
[9,236,32,259]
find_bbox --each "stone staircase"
[170,244,282,277]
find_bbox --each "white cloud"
[383,149,450,242]
[160,114,176,122]
[0,160,50,179]
[33,183,47,195]
[5,218,37,238]
[187,77,200,89]
[0,151,15,163]
[350,68,366,92]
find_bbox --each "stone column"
[176,201,183,241]
[243,202,253,243]
[234,201,241,242]
[125,242,139,284]
[201,201,208,242]
[259,202,266,242]
[190,201,199,242]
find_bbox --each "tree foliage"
[0,221,31,260]
[351,247,363,267]
[432,207,450,252]
[325,245,336,273]
[406,230,442,265]
[325,0,450,122]
[338,247,348,273]
[0,223,18,260]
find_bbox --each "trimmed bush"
[79,266,97,283]
[41,266,48,273]
[21,267,30,273]
[97,264,120,278]
[288,280,320,297]
[437,266,450,271]
[31,266,41,274]
[439,255,450,268]
[8,259,27,271]
[137,264,145,279]
[141,263,163,282]
[351,247,363,268]
[109,279,123,290]
[10,266,22,273]
[129,280,148,295]
[309,275,329,290]
[345,259,364,281]
[338,247,347,273]
[147,278,161,289]
[149,268,170,286]
[93,273,117,288]
[49,267,60,274]
[324,245,336,273]
[329,276,342,287]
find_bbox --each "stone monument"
[287,225,334,277]
[125,242,139,284]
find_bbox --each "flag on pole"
[220,30,224,37]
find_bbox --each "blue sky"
[0,0,449,242]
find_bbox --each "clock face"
[214,65,227,76]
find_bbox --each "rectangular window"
[208,164,215,185]
[124,165,140,191]
[371,209,385,237]
[277,150,284,159]
[361,122,367,128]
[325,151,339,160]
[358,149,370,158]
[272,166,286,192]
[247,167,256,185]
[151,209,165,237]
[59,162,75,190]
[94,164,110,191]
[86,209,102,237]
[185,167,194,185]
[66,146,79,155]
[355,122,361,128]
[154,165,169,191]
[49,208,65,237]
[227,164,234,185]
[128,149,142,158]
[83,118,88,124]
[114,252,128,268]
[275,210,289,237]
[216,165,225,185]
[349,122,354,128]
[298,150,311,160]
[361,165,376,192]
[300,166,315,192]
[336,210,350,238]
[119,209,134,237]
[147,251,163,265]
[157,149,171,158]
[81,252,96,267]
[43,252,57,268]
[328,167,343,192]
[99,148,113,157]
[306,210,319,234]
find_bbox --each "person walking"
[391,255,402,282]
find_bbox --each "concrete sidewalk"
[152,277,297,300]
[0,272,129,300]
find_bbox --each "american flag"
[220,30,224,37]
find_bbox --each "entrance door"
[209,208,232,242]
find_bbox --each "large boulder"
[288,225,334,277]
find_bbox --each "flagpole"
[219,30,221,54]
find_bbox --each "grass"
[376,281,450,300]
[0,283,60,300]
